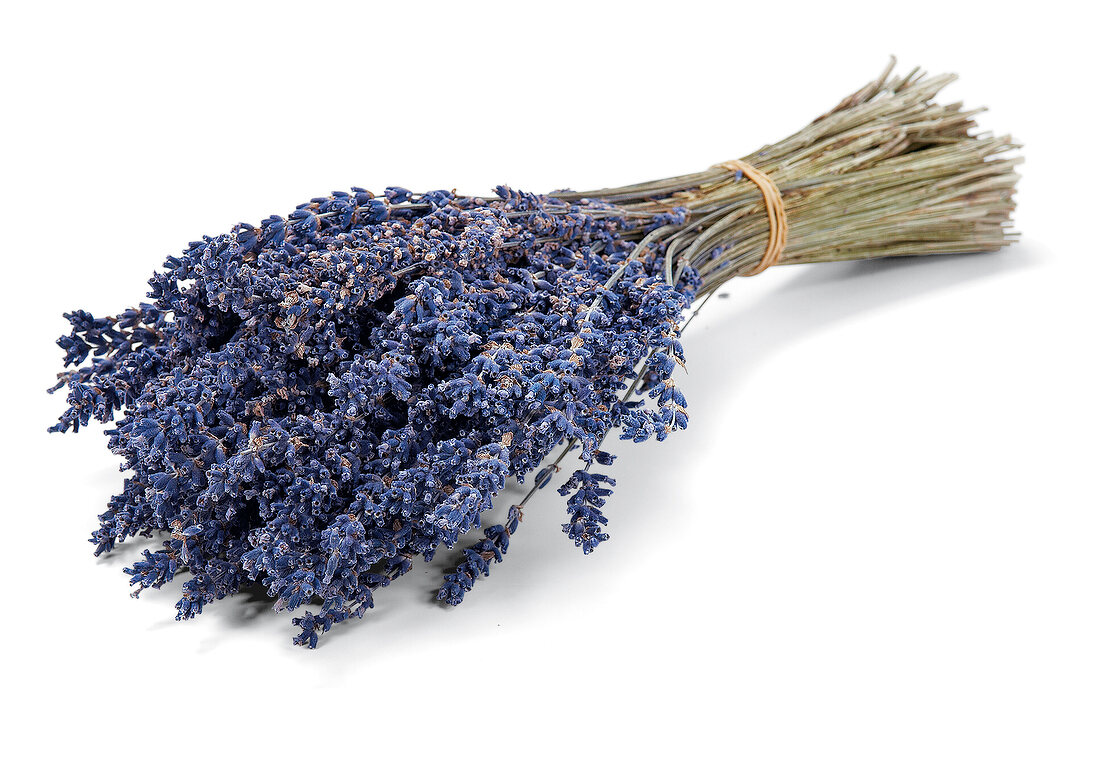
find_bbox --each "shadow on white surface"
[85,245,1039,656]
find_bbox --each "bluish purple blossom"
[51,186,696,646]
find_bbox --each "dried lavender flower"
[50,60,1018,646]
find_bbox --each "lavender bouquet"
[50,61,1019,647]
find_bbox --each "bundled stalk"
[50,60,1018,647]
[563,59,1018,290]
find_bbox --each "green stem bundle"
[560,58,1020,295]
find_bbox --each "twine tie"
[713,159,788,276]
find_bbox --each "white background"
[3,2,1097,762]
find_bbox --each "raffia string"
[712,159,788,276]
